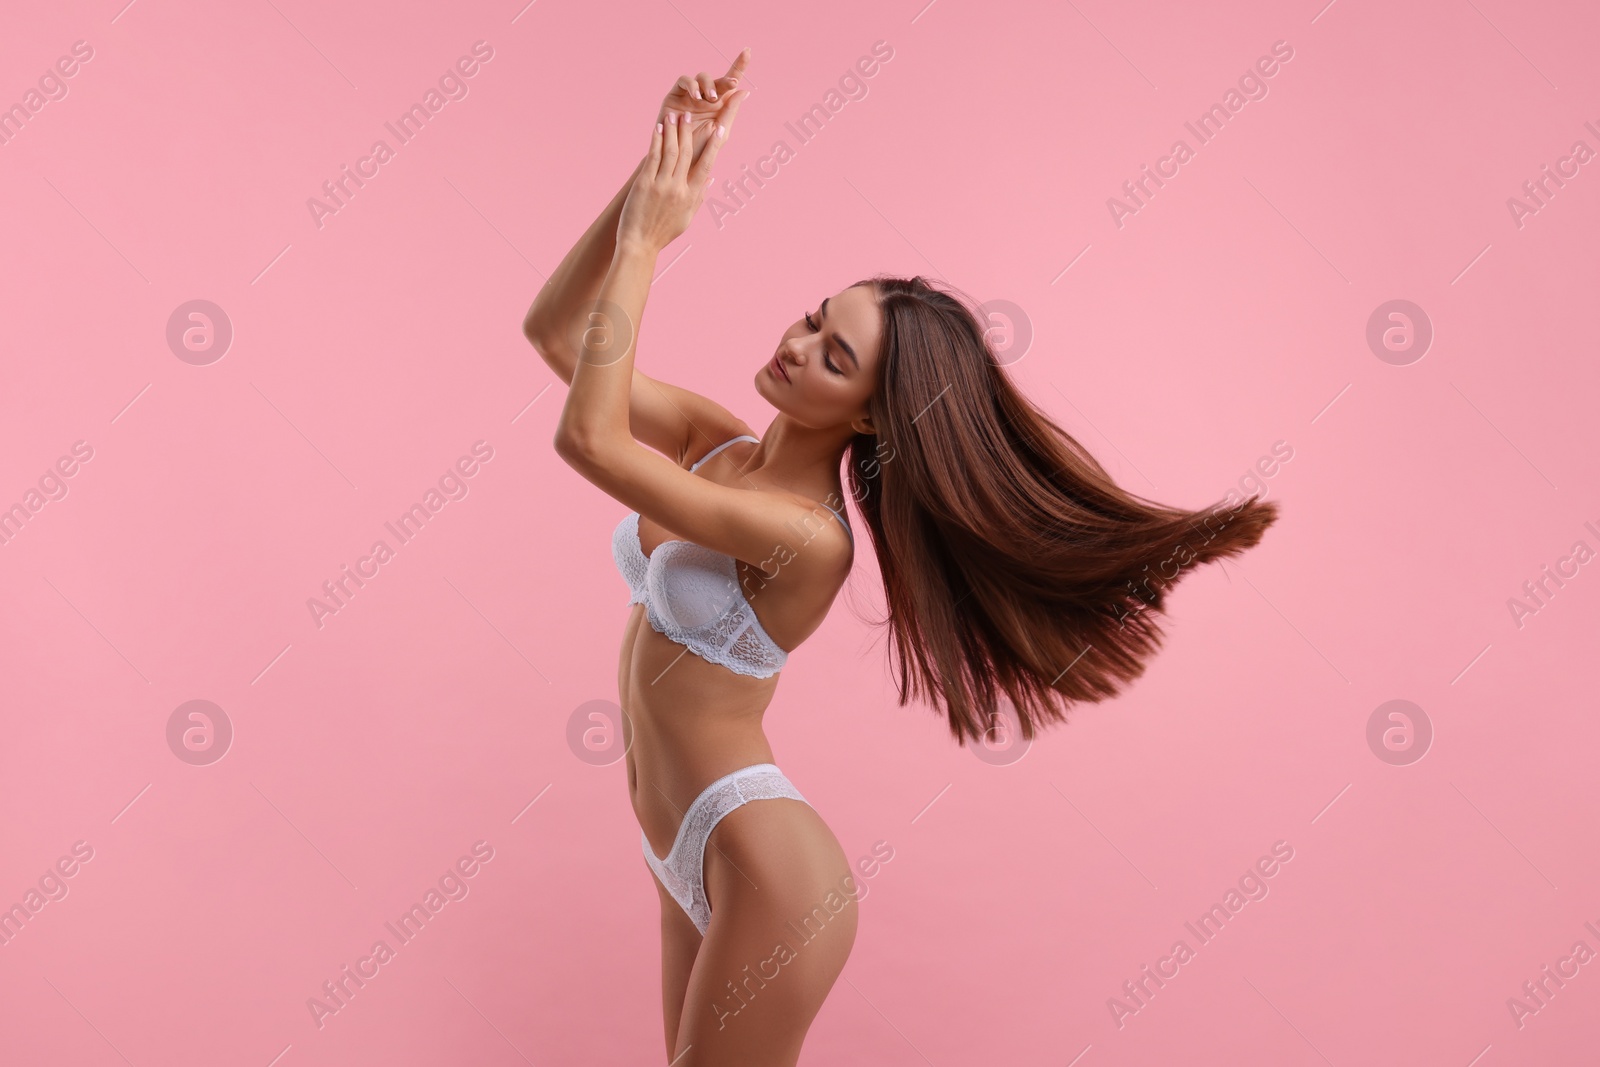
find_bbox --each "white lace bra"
[610,435,852,679]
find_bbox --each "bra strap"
[821,503,853,541]
[690,434,760,472]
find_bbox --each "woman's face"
[756,283,884,433]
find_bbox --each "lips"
[770,353,791,383]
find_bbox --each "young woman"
[522,50,1279,1067]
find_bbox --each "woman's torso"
[614,437,850,859]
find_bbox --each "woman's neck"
[751,414,857,495]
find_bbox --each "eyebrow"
[819,297,859,369]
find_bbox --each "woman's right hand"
[617,91,746,253]
[658,48,751,160]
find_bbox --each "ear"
[850,414,876,435]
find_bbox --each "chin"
[754,376,805,421]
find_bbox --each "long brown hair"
[843,275,1280,746]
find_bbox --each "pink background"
[3,0,1597,1064]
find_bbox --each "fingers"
[646,114,664,173]
[687,89,749,188]
[673,112,695,180]
[711,48,749,98]
[721,46,750,87]
[660,109,682,175]
[678,107,704,143]
[675,73,699,102]
[695,71,717,103]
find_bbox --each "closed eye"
[804,309,842,374]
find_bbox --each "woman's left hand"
[617,92,748,253]
[659,50,751,161]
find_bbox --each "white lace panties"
[641,763,811,935]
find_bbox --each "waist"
[627,718,780,848]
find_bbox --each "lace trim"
[611,512,649,605]
[611,513,788,678]
[641,765,810,934]
[643,546,787,678]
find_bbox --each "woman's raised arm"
[520,163,635,366]
[553,88,849,574]
[523,52,752,464]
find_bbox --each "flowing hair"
[843,275,1280,746]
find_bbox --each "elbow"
[524,315,577,381]
[552,425,588,468]
[522,312,551,351]
[523,296,564,349]
[554,423,628,474]
[553,422,602,470]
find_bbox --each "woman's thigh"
[671,798,860,1067]
[653,872,704,1059]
